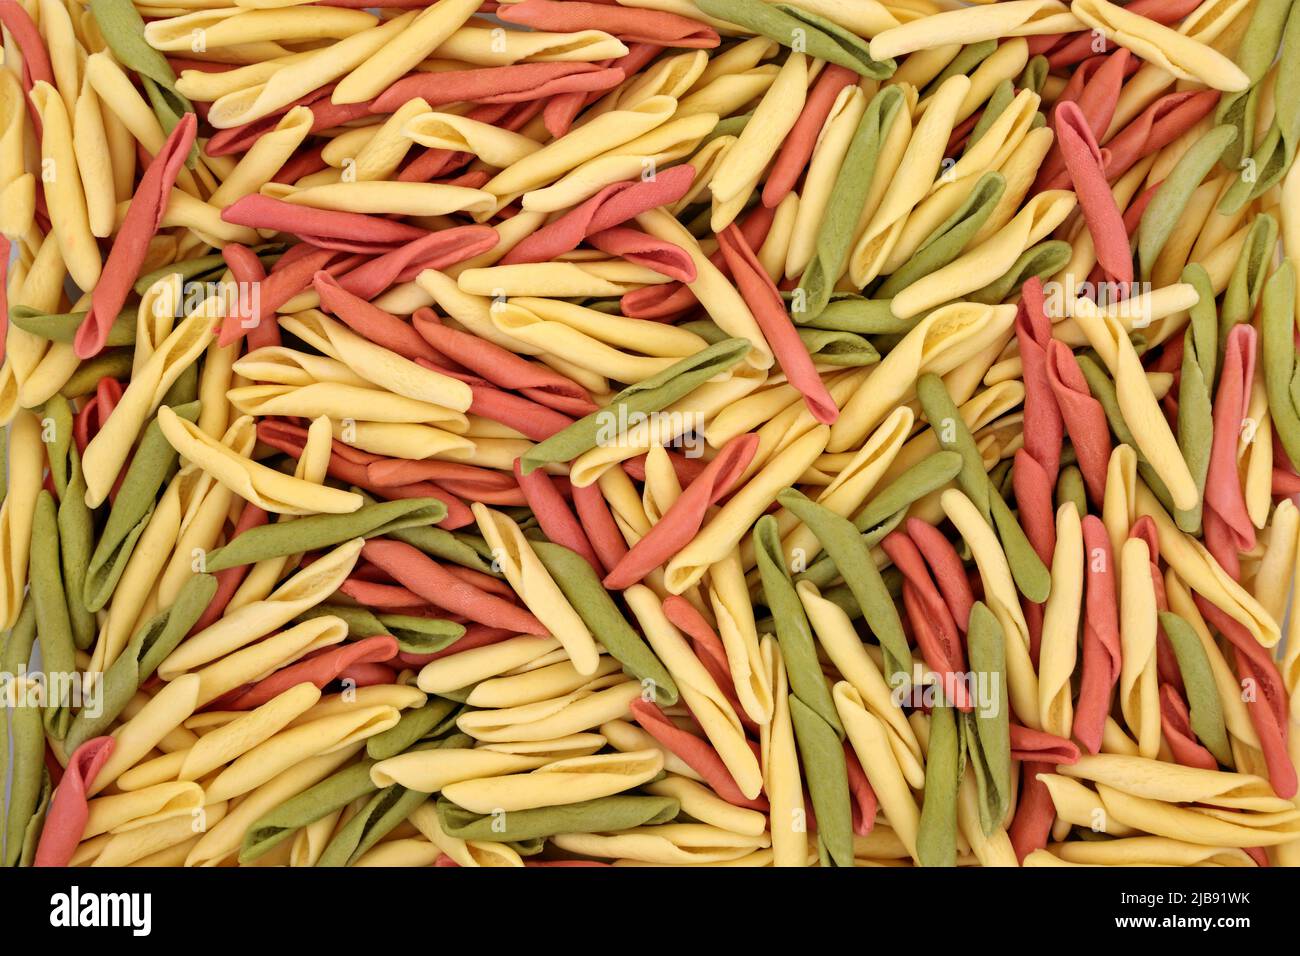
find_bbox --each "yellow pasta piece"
[625,584,763,799]
[472,504,601,675]
[158,407,363,514]
[869,1,1083,59]
[1072,0,1250,92]
[159,545,360,678]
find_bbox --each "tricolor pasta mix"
[0,0,1299,869]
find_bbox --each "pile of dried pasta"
[1,0,1299,869]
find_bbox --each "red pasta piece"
[255,419,474,526]
[542,43,659,138]
[717,223,837,423]
[1159,684,1219,770]
[73,377,125,459]
[369,62,626,114]
[621,203,774,319]
[569,483,629,576]
[497,0,719,47]
[412,308,596,412]
[585,226,697,281]
[513,459,602,572]
[1054,101,1133,288]
[221,194,428,250]
[462,380,577,441]
[33,737,114,867]
[1194,597,1296,798]
[662,594,757,734]
[843,742,878,836]
[881,531,970,710]
[1045,340,1112,507]
[362,538,546,634]
[221,244,278,350]
[1203,324,1258,577]
[905,519,976,632]
[191,503,271,634]
[502,166,696,265]
[763,65,858,208]
[207,85,374,156]
[76,113,197,358]
[224,635,400,710]
[1073,516,1121,754]
[1035,50,1132,190]
[314,272,440,361]
[1101,90,1220,182]
[1009,724,1080,764]
[331,227,500,301]
[603,433,758,589]
[628,698,768,810]
[1008,762,1056,863]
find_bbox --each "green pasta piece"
[967,240,1072,305]
[161,360,200,408]
[377,615,465,655]
[927,40,999,93]
[203,498,447,571]
[41,396,73,502]
[789,293,913,334]
[967,79,1015,150]
[10,305,135,347]
[694,0,895,77]
[298,603,388,637]
[678,318,729,344]
[1218,0,1300,212]
[133,256,228,295]
[42,397,94,650]
[1216,0,1290,170]
[777,489,912,685]
[1137,124,1237,280]
[328,733,473,867]
[795,328,880,366]
[366,697,462,760]
[16,770,51,868]
[1074,354,1178,514]
[795,84,905,320]
[1219,212,1277,340]
[788,695,854,868]
[83,401,201,611]
[916,374,1049,602]
[2,601,42,867]
[133,245,287,295]
[1056,464,1088,517]
[797,451,963,589]
[90,0,194,143]
[1174,263,1217,534]
[531,540,678,705]
[1019,54,1050,94]
[1159,611,1232,766]
[386,524,499,576]
[753,515,843,734]
[30,492,75,739]
[315,783,433,867]
[240,759,380,863]
[63,572,218,752]
[436,794,679,843]
[917,704,962,867]
[699,111,751,146]
[876,171,1006,299]
[519,338,750,473]
[59,351,133,398]
[963,601,1011,837]
[1262,260,1300,470]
